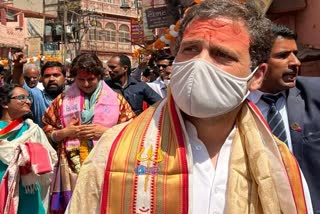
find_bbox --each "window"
[99,30,107,41]
[119,24,130,43]
[104,0,113,3]
[105,23,116,42]
[89,29,96,40]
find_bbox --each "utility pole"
[63,0,69,64]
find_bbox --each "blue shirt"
[105,76,161,115]
[23,83,54,127]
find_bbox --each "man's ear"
[1,104,8,109]
[122,65,128,73]
[248,63,268,91]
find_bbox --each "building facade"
[43,0,142,67]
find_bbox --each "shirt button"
[195,145,202,150]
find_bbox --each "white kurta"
[184,120,313,214]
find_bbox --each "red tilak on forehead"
[43,67,63,75]
[77,70,96,78]
[183,18,250,47]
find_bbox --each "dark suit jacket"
[287,76,320,212]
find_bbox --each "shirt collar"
[249,90,286,104]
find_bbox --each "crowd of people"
[0,0,319,213]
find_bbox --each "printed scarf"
[60,80,119,171]
[0,118,24,140]
[99,94,307,213]
[0,142,54,214]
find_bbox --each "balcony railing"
[81,0,138,18]
[81,40,132,53]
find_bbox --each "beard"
[45,84,64,98]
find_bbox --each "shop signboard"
[131,18,144,44]
[145,6,169,29]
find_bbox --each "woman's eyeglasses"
[10,94,33,102]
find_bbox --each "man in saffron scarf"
[68,1,312,213]
[0,83,57,214]
[42,53,135,213]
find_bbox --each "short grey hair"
[23,63,40,75]
[175,0,273,69]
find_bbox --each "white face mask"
[170,58,258,118]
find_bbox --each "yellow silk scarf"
[69,95,307,214]
[226,103,307,213]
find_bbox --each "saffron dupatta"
[50,80,120,213]
[68,94,307,213]
[61,80,119,155]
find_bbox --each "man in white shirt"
[67,1,312,213]
[147,55,174,98]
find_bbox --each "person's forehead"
[12,87,28,95]
[157,59,170,64]
[271,36,298,51]
[25,68,40,76]
[182,18,250,48]
[108,57,120,65]
[76,70,97,78]
[43,67,63,75]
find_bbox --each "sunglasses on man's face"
[10,94,33,103]
[157,64,171,69]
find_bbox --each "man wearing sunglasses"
[106,54,161,115]
[147,55,174,98]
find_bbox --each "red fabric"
[142,101,149,111]
[24,143,53,175]
[0,142,53,213]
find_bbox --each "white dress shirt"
[147,77,167,98]
[248,90,293,152]
[184,119,313,214]
[185,121,234,214]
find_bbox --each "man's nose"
[49,75,56,81]
[289,53,301,67]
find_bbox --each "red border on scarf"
[0,118,23,135]
[248,100,307,212]
[169,96,189,214]
[100,127,126,214]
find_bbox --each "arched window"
[119,24,130,43]
[105,23,116,42]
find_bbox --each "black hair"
[41,61,65,76]
[113,54,132,75]
[271,24,297,40]
[70,53,105,79]
[0,83,20,118]
[156,54,175,63]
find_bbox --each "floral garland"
[144,0,199,52]
[133,0,246,56]
[0,55,62,68]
